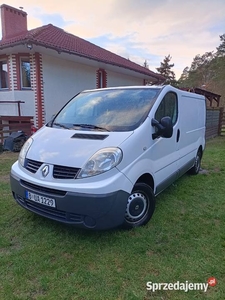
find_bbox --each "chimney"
[1,4,27,39]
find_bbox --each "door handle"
[176,129,180,142]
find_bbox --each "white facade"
[0,50,148,127]
[0,90,35,117]
[0,53,35,117]
[42,54,145,122]
[107,70,143,87]
[0,4,164,129]
[42,54,97,123]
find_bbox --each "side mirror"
[151,116,173,139]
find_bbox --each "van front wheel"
[123,183,155,229]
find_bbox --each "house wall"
[0,54,35,117]
[0,51,146,127]
[42,54,97,122]
[42,54,145,123]
[107,70,143,87]
[0,90,35,116]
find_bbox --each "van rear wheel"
[123,183,155,229]
[189,150,202,175]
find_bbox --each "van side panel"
[118,88,206,196]
[178,93,206,173]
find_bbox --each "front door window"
[21,58,31,88]
[0,60,9,89]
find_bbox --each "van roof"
[82,85,205,100]
[82,85,163,93]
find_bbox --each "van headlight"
[18,137,33,167]
[77,147,123,178]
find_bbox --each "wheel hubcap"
[125,192,148,223]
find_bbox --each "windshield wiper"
[72,124,110,131]
[53,122,71,129]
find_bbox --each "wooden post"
[17,101,21,116]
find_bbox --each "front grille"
[21,180,66,196]
[25,159,43,173]
[15,194,84,224]
[53,165,80,179]
[25,159,80,180]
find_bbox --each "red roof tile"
[0,24,165,82]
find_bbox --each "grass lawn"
[0,137,224,300]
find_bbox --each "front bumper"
[10,174,129,230]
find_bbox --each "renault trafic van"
[10,85,206,230]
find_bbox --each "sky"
[1,0,225,78]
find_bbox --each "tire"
[123,182,155,229]
[189,150,202,175]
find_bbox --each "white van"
[10,85,206,230]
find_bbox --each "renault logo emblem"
[41,165,49,177]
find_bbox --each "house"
[0,4,165,128]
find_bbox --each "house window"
[0,60,9,89]
[96,69,107,88]
[20,58,31,88]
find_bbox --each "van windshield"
[52,88,160,132]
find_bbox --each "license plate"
[25,191,56,208]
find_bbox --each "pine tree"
[181,52,215,88]
[216,34,225,56]
[179,67,189,82]
[178,34,225,105]
[156,54,177,86]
